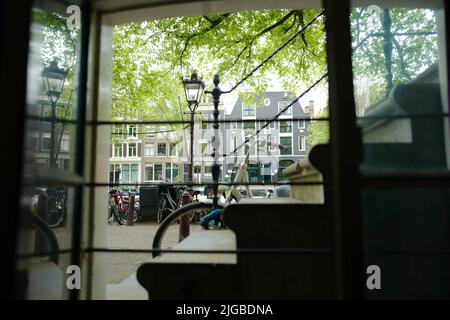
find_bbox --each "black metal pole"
[189,109,194,185]
[49,101,57,168]
[210,74,221,208]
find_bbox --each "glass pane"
[16,0,85,300]
[351,1,449,172]
[351,0,450,299]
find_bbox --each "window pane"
[279,121,292,133]
[145,165,154,181]
[280,137,292,155]
[122,164,130,182]
[131,164,138,183]
[154,164,163,180]
[157,143,166,156]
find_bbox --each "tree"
[351,7,438,112]
[111,9,327,122]
[306,108,329,148]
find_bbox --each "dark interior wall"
[0,0,32,299]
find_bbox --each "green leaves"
[112,9,327,121]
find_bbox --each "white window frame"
[41,134,51,151]
[280,136,293,156]
[278,101,292,118]
[269,135,277,152]
[242,103,256,118]
[279,120,293,134]
[299,135,306,151]
[114,143,123,157]
[169,143,178,157]
[144,163,154,182]
[154,163,163,181]
[128,143,137,157]
[144,143,154,157]
[298,119,306,129]
[60,136,70,152]
[230,121,238,131]
[145,125,155,138]
[127,124,137,138]
[157,142,167,157]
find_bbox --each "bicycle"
[108,188,140,225]
[30,196,60,264]
[152,138,287,257]
[32,188,66,228]
[157,184,182,223]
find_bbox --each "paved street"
[105,222,203,284]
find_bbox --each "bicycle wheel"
[157,197,168,223]
[31,214,60,264]
[47,196,65,228]
[152,202,223,258]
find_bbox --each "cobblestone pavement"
[105,222,203,284]
[53,221,203,284]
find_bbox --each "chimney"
[306,100,314,117]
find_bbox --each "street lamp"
[182,72,205,107]
[180,72,205,242]
[182,73,205,184]
[43,59,67,169]
[43,59,67,101]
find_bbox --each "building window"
[172,163,179,181]
[109,164,121,184]
[128,143,137,157]
[114,144,123,157]
[269,135,277,152]
[42,104,51,123]
[112,125,125,139]
[122,164,130,182]
[145,164,154,181]
[154,163,163,180]
[230,121,238,131]
[157,143,167,156]
[145,125,155,138]
[279,120,292,133]
[156,126,167,139]
[280,136,292,155]
[243,121,256,133]
[242,103,256,117]
[299,136,306,151]
[42,136,51,151]
[169,143,177,156]
[165,163,171,181]
[62,159,69,171]
[204,165,212,179]
[298,119,306,129]
[130,164,139,183]
[60,136,70,152]
[127,125,137,137]
[121,164,139,183]
[278,101,292,116]
[144,143,154,157]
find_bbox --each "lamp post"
[181,72,205,241]
[182,72,205,185]
[43,59,67,169]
